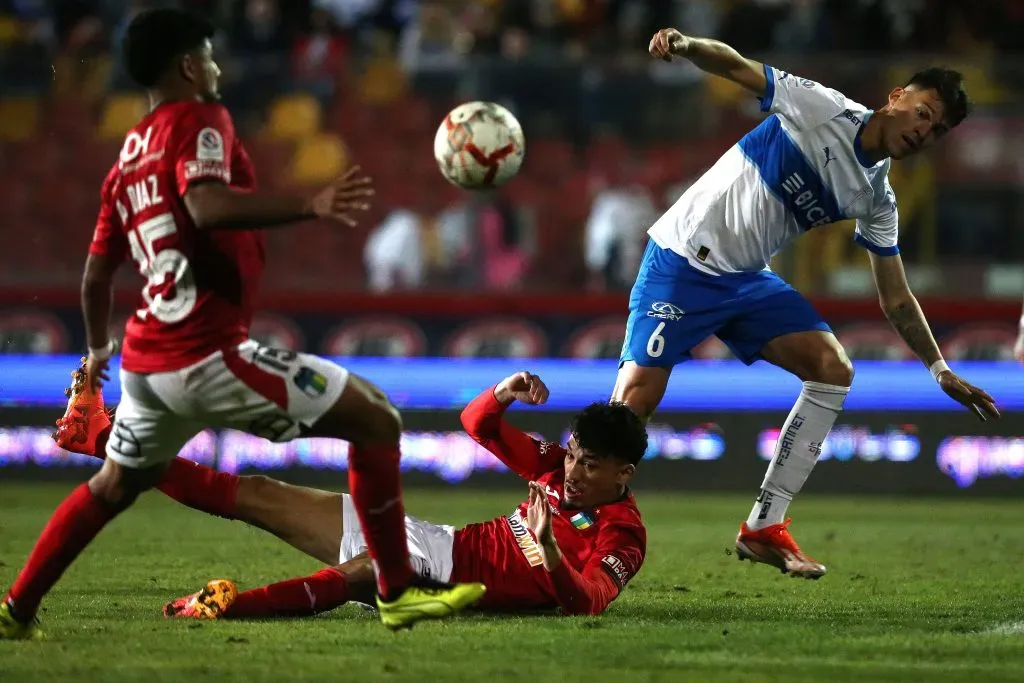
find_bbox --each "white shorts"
[339,494,455,583]
[106,340,348,468]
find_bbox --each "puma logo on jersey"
[823,147,837,168]
[780,173,832,228]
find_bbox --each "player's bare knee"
[813,350,855,387]
[234,474,279,519]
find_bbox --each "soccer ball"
[433,101,525,189]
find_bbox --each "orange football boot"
[52,357,113,458]
[735,519,827,579]
[163,580,238,619]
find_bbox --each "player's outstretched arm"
[649,28,767,98]
[460,372,560,480]
[868,251,1000,421]
[184,166,374,231]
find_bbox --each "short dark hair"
[904,67,971,128]
[570,402,648,466]
[123,8,215,88]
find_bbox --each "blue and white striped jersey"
[648,65,899,275]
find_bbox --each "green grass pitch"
[2,482,1024,682]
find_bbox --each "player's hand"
[309,165,374,227]
[527,481,554,546]
[937,371,1000,422]
[649,28,690,62]
[1013,332,1024,363]
[84,353,111,391]
[493,371,550,406]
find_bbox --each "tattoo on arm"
[883,298,942,366]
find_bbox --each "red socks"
[5,483,115,620]
[347,444,413,599]
[91,424,238,519]
[225,567,349,619]
[157,459,239,519]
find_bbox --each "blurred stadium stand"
[0,0,1022,358]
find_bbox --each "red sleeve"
[548,521,646,616]
[460,386,564,480]
[174,104,236,197]
[88,168,128,262]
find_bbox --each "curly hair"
[570,401,648,466]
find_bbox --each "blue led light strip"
[1,356,1022,411]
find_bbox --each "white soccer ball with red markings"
[433,101,525,189]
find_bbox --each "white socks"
[746,381,850,530]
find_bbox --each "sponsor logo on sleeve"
[196,127,225,162]
[183,160,230,183]
[601,555,632,587]
[505,509,544,567]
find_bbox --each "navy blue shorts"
[620,241,831,368]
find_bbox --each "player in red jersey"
[51,369,647,618]
[0,8,482,640]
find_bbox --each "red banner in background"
[0,289,1019,322]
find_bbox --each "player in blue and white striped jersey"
[614,28,1001,579]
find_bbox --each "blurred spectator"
[291,7,347,107]
[224,0,291,118]
[584,178,657,291]
[397,1,463,74]
[478,191,533,290]
[364,206,425,292]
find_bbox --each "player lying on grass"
[611,28,1001,579]
[53,366,648,618]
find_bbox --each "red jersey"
[89,101,263,374]
[451,388,646,616]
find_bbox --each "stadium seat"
[526,139,576,178]
[263,94,322,141]
[358,55,407,105]
[47,98,93,142]
[0,16,22,45]
[97,94,148,140]
[0,98,39,141]
[381,97,433,139]
[289,132,348,185]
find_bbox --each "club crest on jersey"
[196,127,225,162]
[570,511,594,530]
[293,366,328,398]
[648,301,684,321]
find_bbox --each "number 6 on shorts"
[646,322,666,358]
